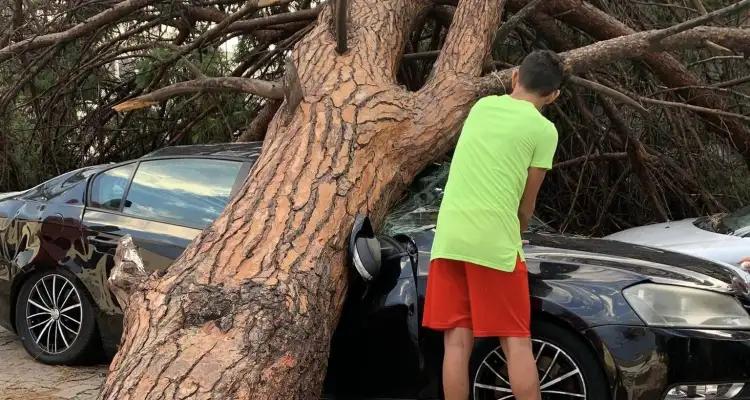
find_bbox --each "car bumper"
[587,325,750,400]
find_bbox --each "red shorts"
[422,257,530,337]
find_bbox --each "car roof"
[141,142,262,160]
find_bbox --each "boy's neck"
[509,89,545,110]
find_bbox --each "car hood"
[407,230,750,298]
[527,233,750,295]
[0,191,24,201]
[604,218,737,246]
[603,218,747,266]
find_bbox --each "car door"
[81,158,245,314]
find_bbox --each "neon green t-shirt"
[430,95,558,272]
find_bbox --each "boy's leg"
[443,327,474,400]
[500,337,541,400]
[421,258,473,400]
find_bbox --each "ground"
[0,328,106,400]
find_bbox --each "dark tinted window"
[90,164,136,211]
[122,159,242,228]
[24,167,99,203]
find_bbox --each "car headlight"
[623,283,750,329]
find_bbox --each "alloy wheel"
[24,274,82,354]
[473,339,587,399]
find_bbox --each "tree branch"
[639,97,750,122]
[650,0,750,41]
[431,0,506,78]
[479,26,750,95]
[237,100,283,142]
[568,76,649,115]
[226,8,321,34]
[334,0,349,53]
[714,74,750,88]
[493,0,543,45]
[112,78,284,112]
[0,0,159,62]
[554,152,628,168]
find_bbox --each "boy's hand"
[741,257,750,269]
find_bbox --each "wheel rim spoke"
[28,299,51,313]
[535,342,546,362]
[474,383,512,393]
[541,369,582,390]
[40,279,54,309]
[482,361,510,385]
[60,303,81,313]
[35,319,53,344]
[27,311,50,319]
[60,320,78,335]
[52,318,58,353]
[542,389,586,397]
[33,287,52,309]
[29,318,52,330]
[540,348,561,384]
[51,275,57,308]
[59,286,74,309]
[61,313,81,325]
[57,321,70,349]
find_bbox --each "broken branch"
[112,78,284,112]
[109,235,148,309]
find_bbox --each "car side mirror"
[349,214,381,281]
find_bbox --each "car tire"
[15,269,100,364]
[470,320,609,400]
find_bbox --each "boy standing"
[422,50,564,400]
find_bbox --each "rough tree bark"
[100,1,502,399]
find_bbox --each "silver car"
[605,206,749,266]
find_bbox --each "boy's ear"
[511,69,519,92]
[545,89,561,105]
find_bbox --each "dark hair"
[518,50,565,96]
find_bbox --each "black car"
[1,143,750,400]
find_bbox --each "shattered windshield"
[694,206,750,237]
[383,163,449,235]
[383,163,554,236]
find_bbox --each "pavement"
[0,328,107,400]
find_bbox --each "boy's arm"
[518,167,547,232]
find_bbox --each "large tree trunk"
[99,1,501,398]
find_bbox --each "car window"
[89,164,136,211]
[122,159,242,228]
